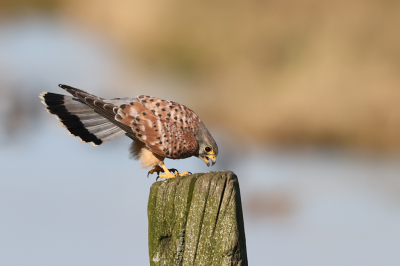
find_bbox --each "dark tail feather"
[39,91,125,146]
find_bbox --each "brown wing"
[115,95,201,159]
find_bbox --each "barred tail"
[39,92,125,146]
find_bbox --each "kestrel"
[39,84,218,179]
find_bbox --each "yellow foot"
[150,162,192,180]
[158,171,179,179]
[148,165,180,179]
[157,171,192,180]
[178,171,192,176]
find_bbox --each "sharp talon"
[148,170,156,177]
[169,168,179,174]
[148,165,164,179]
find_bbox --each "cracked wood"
[148,171,248,266]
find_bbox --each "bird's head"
[195,123,218,167]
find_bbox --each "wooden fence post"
[148,171,248,266]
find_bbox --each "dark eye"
[205,146,212,153]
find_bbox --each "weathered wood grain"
[148,171,248,266]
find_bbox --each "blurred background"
[1,0,400,265]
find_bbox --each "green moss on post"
[148,171,248,266]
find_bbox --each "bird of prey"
[39,84,218,179]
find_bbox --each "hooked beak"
[203,155,216,167]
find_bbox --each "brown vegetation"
[3,0,400,150]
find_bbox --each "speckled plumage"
[39,84,218,178]
[116,95,201,159]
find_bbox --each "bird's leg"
[157,162,192,179]
[147,164,182,180]
[157,162,179,179]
